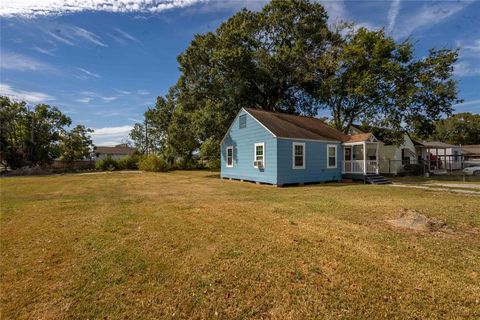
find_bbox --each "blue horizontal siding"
[277,138,343,185]
[221,110,277,184]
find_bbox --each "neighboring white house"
[95,144,134,161]
[349,126,416,175]
[414,141,463,171]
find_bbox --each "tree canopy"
[0,96,94,169]
[431,113,480,145]
[130,0,462,165]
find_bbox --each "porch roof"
[415,141,459,149]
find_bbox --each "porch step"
[365,174,392,185]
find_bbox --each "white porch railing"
[343,160,364,173]
[343,160,378,174]
[366,160,378,173]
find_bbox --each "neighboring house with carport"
[220,108,391,186]
[461,145,480,162]
[414,141,463,172]
[348,126,417,175]
[95,144,134,161]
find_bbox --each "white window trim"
[254,142,265,168]
[292,142,305,169]
[226,146,234,168]
[327,144,337,169]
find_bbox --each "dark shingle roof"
[95,146,134,155]
[244,108,364,142]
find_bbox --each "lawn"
[1,171,479,319]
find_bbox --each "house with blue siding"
[221,108,391,186]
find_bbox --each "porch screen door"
[344,147,352,172]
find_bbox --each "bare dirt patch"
[388,208,448,232]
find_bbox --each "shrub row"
[95,153,169,172]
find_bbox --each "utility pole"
[144,117,149,155]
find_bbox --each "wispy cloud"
[76,97,92,103]
[0,0,209,17]
[48,30,75,46]
[319,0,347,24]
[75,67,101,80]
[137,89,150,95]
[393,1,475,39]
[71,26,108,47]
[102,96,118,102]
[453,99,480,113]
[48,25,108,47]
[90,125,134,146]
[0,51,57,72]
[454,61,480,77]
[387,0,401,33]
[114,28,141,43]
[0,83,54,104]
[460,38,480,57]
[454,99,480,108]
[33,45,56,56]
[115,89,131,95]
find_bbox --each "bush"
[403,163,425,176]
[117,153,141,170]
[95,156,119,171]
[138,155,169,172]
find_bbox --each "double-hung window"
[327,144,337,168]
[226,146,233,167]
[292,142,305,169]
[254,143,265,168]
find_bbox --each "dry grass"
[1,171,479,319]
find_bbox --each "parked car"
[463,164,480,176]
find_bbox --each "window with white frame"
[254,143,265,168]
[226,146,233,167]
[292,142,305,169]
[327,144,337,168]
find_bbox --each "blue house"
[220,108,388,186]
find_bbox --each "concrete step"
[365,174,392,185]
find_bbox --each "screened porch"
[343,141,379,175]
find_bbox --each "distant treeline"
[0,96,94,170]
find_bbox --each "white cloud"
[71,25,108,47]
[464,39,480,53]
[115,89,131,95]
[33,45,56,56]
[0,0,209,17]
[459,39,480,58]
[387,0,401,33]
[48,25,107,47]
[76,97,92,103]
[454,99,480,108]
[0,83,55,104]
[453,99,480,113]
[114,28,141,43]
[393,1,475,39]
[137,89,150,95]
[90,125,134,146]
[102,96,118,102]
[48,30,75,46]
[318,0,347,24]
[454,61,480,77]
[0,51,56,72]
[75,67,101,79]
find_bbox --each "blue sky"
[1,0,479,145]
